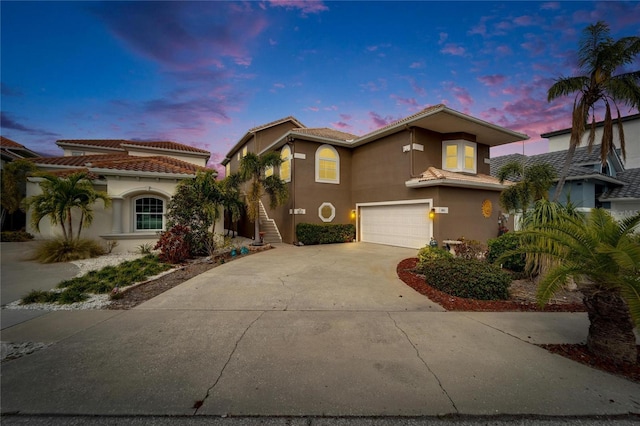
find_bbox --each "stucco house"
[223,104,528,249]
[25,139,219,253]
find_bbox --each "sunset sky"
[2,1,639,173]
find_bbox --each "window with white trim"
[134,197,165,231]
[442,140,477,173]
[315,145,340,184]
[280,146,291,182]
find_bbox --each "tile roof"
[30,154,204,176]
[407,166,510,189]
[57,139,210,155]
[248,116,305,133]
[490,145,620,182]
[362,104,445,137]
[600,168,640,200]
[292,127,358,141]
[1,136,25,148]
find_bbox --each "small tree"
[239,152,288,245]
[515,206,640,364]
[497,160,556,214]
[220,172,245,238]
[26,172,110,241]
[165,170,222,255]
[1,159,37,229]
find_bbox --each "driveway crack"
[387,312,459,413]
[193,311,265,415]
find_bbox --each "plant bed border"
[397,258,586,312]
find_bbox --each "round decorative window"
[481,199,493,218]
[318,202,336,223]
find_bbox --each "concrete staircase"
[258,201,283,244]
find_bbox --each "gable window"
[134,197,165,231]
[280,145,291,182]
[315,145,340,184]
[442,140,476,173]
[265,165,274,177]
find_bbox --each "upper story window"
[225,163,230,177]
[134,197,165,231]
[315,145,340,184]
[442,140,477,174]
[242,145,248,157]
[280,145,291,182]
[265,166,274,177]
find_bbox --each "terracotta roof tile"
[57,139,210,155]
[39,168,99,180]
[30,154,131,167]
[1,136,25,148]
[30,154,205,175]
[292,127,358,141]
[415,166,510,186]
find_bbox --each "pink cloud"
[390,94,419,108]
[332,121,352,131]
[513,15,535,26]
[540,2,560,10]
[305,106,319,112]
[409,61,425,69]
[360,79,387,92]
[440,43,466,56]
[267,0,329,15]
[445,83,474,109]
[478,74,506,86]
[438,32,448,45]
[368,111,398,129]
[496,45,512,55]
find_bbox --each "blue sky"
[2,1,639,173]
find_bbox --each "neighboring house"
[223,104,528,249]
[490,145,640,221]
[25,139,218,253]
[1,136,41,169]
[542,113,640,169]
[1,136,44,231]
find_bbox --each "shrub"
[21,290,58,304]
[453,237,487,260]
[417,246,452,268]
[154,224,192,264]
[296,223,355,245]
[33,238,105,263]
[0,231,34,242]
[420,257,511,300]
[487,232,526,273]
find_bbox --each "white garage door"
[359,203,432,249]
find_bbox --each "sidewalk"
[1,243,639,418]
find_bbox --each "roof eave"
[89,168,197,179]
[56,141,126,152]
[259,131,353,155]
[120,144,210,159]
[405,178,508,191]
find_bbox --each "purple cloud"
[368,111,396,129]
[440,43,466,56]
[1,112,59,137]
[360,79,387,92]
[409,61,425,69]
[541,2,560,10]
[267,0,329,15]
[391,95,419,109]
[478,74,506,86]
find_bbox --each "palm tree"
[220,172,245,238]
[26,172,111,241]
[497,160,556,214]
[1,159,37,230]
[547,21,640,201]
[239,152,288,245]
[519,206,640,364]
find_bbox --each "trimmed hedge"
[417,246,452,266]
[296,223,355,245]
[419,257,511,300]
[487,232,525,272]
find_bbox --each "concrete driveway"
[139,243,443,312]
[2,242,639,418]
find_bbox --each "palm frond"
[536,264,579,306]
[547,77,588,101]
[619,275,640,328]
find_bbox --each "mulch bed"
[396,257,586,312]
[397,257,638,381]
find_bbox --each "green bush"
[487,232,526,272]
[419,257,511,300]
[0,231,34,242]
[417,246,452,268]
[296,223,355,245]
[33,238,105,263]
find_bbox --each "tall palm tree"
[547,21,640,201]
[518,207,640,364]
[239,152,288,245]
[220,172,245,238]
[1,159,37,230]
[497,160,556,214]
[26,172,111,241]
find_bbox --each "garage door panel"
[360,203,431,249]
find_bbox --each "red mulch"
[539,344,640,383]
[397,258,639,381]
[396,257,585,312]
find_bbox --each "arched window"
[315,144,340,184]
[280,146,291,182]
[134,196,165,231]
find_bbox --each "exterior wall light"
[350,209,356,219]
[428,208,436,220]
